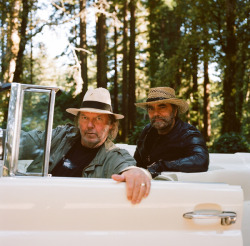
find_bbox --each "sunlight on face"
[78,112,112,148]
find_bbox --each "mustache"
[151,116,168,123]
[84,131,97,135]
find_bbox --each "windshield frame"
[1,83,59,177]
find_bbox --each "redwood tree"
[128,0,136,132]
[221,0,239,133]
[96,11,107,88]
[121,0,128,141]
[3,0,21,83]
[79,0,88,96]
[13,0,31,83]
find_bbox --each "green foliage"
[128,109,149,144]
[128,118,149,145]
[0,90,9,129]
[21,92,50,131]
[242,103,250,142]
[210,132,250,153]
[208,80,223,142]
[53,85,82,127]
[1,0,249,144]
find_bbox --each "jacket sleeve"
[134,146,144,167]
[104,148,137,178]
[19,130,45,160]
[22,125,74,173]
[147,133,209,178]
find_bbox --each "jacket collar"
[82,139,116,172]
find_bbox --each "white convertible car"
[0,83,249,246]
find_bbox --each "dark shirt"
[134,118,209,175]
[51,139,101,177]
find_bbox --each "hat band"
[81,101,112,112]
[146,97,173,102]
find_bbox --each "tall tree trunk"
[203,59,211,142]
[30,12,33,84]
[79,0,88,97]
[0,1,7,82]
[128,0,136,132]
[13,0,30,83]
[191,48,199,128]
[121,0,128,142]
[190,20,200,128]
[190,21,199,128]
[3,0,21,83]
[148,0,159,88]
[222,0,239,133]
[113,22,118,113]
[96,12,107,88]
[236,35,248,129]
[173,13,182,90]
[202,27,211,142]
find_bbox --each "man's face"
[78,112,112,148]
[147,103,177,134]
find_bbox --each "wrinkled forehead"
[80,111,97,115]
[78,111,115,123]
[79,111,109,118]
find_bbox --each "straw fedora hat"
[135,87,189,114]
[66,87,124,119]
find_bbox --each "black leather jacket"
[134,118,209,178]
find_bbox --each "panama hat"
[66,87,124,119]
[135,87,189,114]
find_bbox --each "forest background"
[0,0,249,153]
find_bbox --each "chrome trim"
[183,210,237,225]
[1,83,59,177]
[3,83,22,176]
[43,89,56,176]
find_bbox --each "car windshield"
[1,83,58,177]
[18,90,50,174]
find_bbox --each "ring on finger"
[141,183,146,187]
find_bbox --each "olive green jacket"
[20,124,136,178]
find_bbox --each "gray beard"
[150,115,175,132]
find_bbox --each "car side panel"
[0,177,243,246]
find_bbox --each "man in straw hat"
[134,87,209,178]
[25,87,151,204]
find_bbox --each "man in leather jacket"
[134,87,209,178]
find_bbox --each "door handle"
[183,210,237,225]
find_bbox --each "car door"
[0,176,243,246]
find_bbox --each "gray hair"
[171,104,178,116]
[107,114,119,141]
[75,113,119,141]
